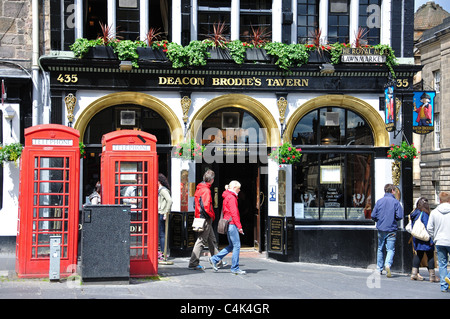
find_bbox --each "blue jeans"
[376,231,396,272]
[211,224,241,272]
[159,214,166,253]
[436,245,450,292]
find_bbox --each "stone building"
[416,14,450,205]
[413,1,449,203]
[1,0,421,274]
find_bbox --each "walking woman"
[410,197,439,282]
[209,181,246,275]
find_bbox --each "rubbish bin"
[80,205,131,283]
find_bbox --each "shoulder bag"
[411,212,430,241]
[192,196,208,232]
[217,208,232,234]
[405,216,412,233]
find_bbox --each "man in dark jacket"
[188,169,222,270]
[371,183,404,277]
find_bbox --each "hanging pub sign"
[384,85,395,132]
[413,91,435,135]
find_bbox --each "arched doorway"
[284,95,387,221]
[190,94,279,250]
[74,92,183,201]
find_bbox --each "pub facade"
[2,0,419,273]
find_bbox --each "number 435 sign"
[57,74,78,83]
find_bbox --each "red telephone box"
[16,124,80,278]
[101,130,158,276]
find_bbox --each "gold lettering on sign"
[158,77,205,86]
[158,76,310,88]
[211,77,262,86]
[266,78,309,87]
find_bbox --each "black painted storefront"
[40,56,420,272]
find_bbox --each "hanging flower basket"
[387,141,419,162]
[173,139,205,161]
[0,142,23,166]
[269,142,302,165]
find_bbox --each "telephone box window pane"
[39,195,63,206]
[38,220,62,231]
[39,207,64,218]
[37,247,50,258]
[39,170,64,181]
[39,182,64,193]
[40,157,64,168]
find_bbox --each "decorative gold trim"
[181,96,191,124]
[190,94,280,147]
[64,93,77,125]
[277,97,288,125]
[283,95,389,147]
[73,92,183,145]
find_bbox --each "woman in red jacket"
[209,181,246,275]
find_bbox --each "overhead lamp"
[319,63,335,74]
[4,106,15,137]
[119,61,133,71]
[4,106,15,120]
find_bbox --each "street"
[0,250,448,301]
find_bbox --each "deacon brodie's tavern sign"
[49,68,412,93]
[46,47,410,93]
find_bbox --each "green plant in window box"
[269,142,302,165]
[0,142,23,166]
[173,139,205,161]
[166,40,210,68]
[264,42,309,72]
[114,39,144,68]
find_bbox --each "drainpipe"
[32,0,40,125]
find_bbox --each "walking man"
[371,184,404,277]
[427,191,450,292]
[188,169,221,270]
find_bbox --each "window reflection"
[292,107,374,221]
[292,107,373,146]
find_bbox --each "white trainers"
[231,269,246,275]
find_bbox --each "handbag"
[217,209,232,234]
[405,216,412,233]
[411,212,430,241]
[192,217,206,232]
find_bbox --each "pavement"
[0,249,449,305]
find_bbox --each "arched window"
[83,104,170,145]
[197,107,266,145]
[292,107,373,146]
[292,107,374,221]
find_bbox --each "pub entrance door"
[198,161,267,252]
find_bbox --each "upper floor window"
[240,0,272,42]
[84,0,107,40]
[297,0,319,44]
[359,0,381,45]
[116,0,140,41]
[198,0,231,40]
[328,0,350,44]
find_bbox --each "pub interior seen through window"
[292,107,374,220]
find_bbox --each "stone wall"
[418,31,450,207]
[0,1,34,70]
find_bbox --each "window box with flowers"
[0,142,23,167]
[387,141,419,185]
[269,142,302,166]
[173,139,205,161]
